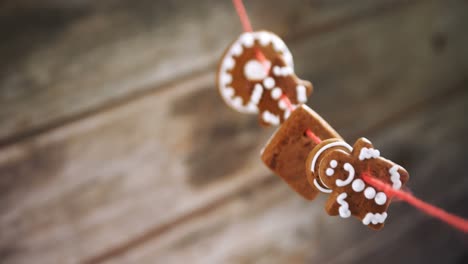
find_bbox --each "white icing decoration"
[220,73,232,85]
[246,103,258,112]
[296,84,307,103]
[364,187,376,199]
[224,87,234,98]
[240,33,254,47]
[250,84,263,105]
[310,141,352,174]
[257,32,270,46]
[244,60,268,81]
[263,77,275,89]
[223,57,235,70]
[278,99,287,110]
[272,36,286,52]
[283,52,293,68]
[283,109,291,120]
[262,111,280,125]
[272,66,293,77]
[389,165,402,189]
[232,97,243,108]
[273,66,281,76]
[314,179,332,193]
[351,179,365,192]
[325,157,338,177]
[230,43,243,56]
[271,87,282,99]
[337,193,351,218]
[218,31,294,114]
[336,163,355,187]
[362,212,387,225]
[359,147,380,160]
[375,192,387,205]
[281,67,293,76]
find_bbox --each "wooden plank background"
[1,0,467,263]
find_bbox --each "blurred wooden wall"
[1,0,467,263]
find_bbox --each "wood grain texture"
[0,0,396,146]
[0,0,467,263]
[103,90,468,264]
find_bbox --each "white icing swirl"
[389,165,402,189]
[359,147,380,160]
[362,212,387,225]
[337,193,351,218]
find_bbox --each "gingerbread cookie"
[217,31,313,126]
[305,137,409,229]
[261,105,341,199]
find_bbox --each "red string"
[231,0,468,233]
[233,0,253,32]
[362,172,468,233]
[232,0,270,73]
[280,95,322,144]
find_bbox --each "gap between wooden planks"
[0,0,421,148]
[1,0,468,263]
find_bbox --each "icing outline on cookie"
[313,179,332,193]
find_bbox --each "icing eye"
[244,60,268,81]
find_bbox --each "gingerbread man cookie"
[305,138,409,230]
[217,31,313,126]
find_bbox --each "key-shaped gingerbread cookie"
[305,138,410,230]
[217,31,313,126]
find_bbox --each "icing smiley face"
[217,31,313,126]
[305,137,410,230]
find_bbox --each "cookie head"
[305,138,353,194]
[317,149,355,190]
[217,31,313,126]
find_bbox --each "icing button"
[352,179,365,192]
[375,192,387,205]
[364,187,376,199]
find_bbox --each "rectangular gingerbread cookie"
[261,104,342,200]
